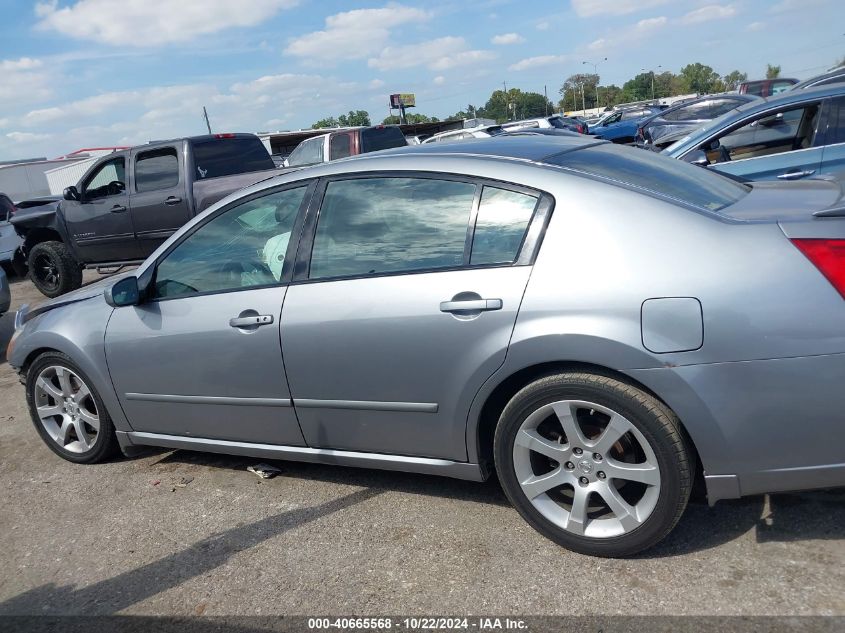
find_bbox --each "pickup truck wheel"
[28,241,83,298]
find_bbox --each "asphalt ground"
[0,270,843,617]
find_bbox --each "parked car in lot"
[0,266,9,316]
[738,77,798,97]
[588,105,666,143]
[502,115,588,134]
[9,135,845,557]
[636,93,760,149]
[0,193,22,269]
[790,66,845,91]
[663,85,845,182]
[284,125,408,167]
[10,133,276,298]
[422,124,504,144]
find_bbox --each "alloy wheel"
[33,253,60,293]
[512,399,661,538]
[33,365,100,454]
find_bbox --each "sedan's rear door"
[280,174,551,461]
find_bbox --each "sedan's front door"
[105,184,312,445]
[281,176,547,461]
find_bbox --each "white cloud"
[771,0,827,12]
[367,37,495,71]
[587,15,667,52]
[491,32,525,45]
[6,132,52,143]
[679,4,736,25]
[1,57,43,72]
[285,4,430,63]
[746,21,765,31]
[571,0,669,17]
[509,55,570,71]
[35,0,299,47]
[0,58,53,108]
[368,79,386,90]
[433,76,446,85]
[536,20,550,30]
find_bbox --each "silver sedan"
[7,136,845,557]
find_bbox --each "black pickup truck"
[12,133,277,297]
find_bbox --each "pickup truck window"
[135,147,179,193]
[191,137,274,179]
[330,133,352,160]
[360,126,408,153]
[84,157,126,200]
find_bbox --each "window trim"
[291,171,553,285]
[81,155,128,201]
[146,179,317,303]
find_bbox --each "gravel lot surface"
[0,271,843,616]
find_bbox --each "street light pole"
[582,57,607,109]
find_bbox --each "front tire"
[494,372,693,557]
[26,352,119,464]
[28,241,83,297]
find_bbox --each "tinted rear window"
[191,137,274,180]
[544,144,749,212]
[360,127,408,153]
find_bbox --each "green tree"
[446,104,482,120]
[598,84,623,108]
[622,72,654,101]
[382,113,440,124]
[678,63,720,94]
[312,110,371,129]
[559,73,599,111]
[765,64,781,79]
[483,89,554,122]
[653,71,678,98]
[722,70,748,90]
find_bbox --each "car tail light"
[791,238,845,298]
[576,124,585,134]
[214,133,236,139]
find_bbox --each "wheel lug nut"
[579,477,589,485]
[573,447,583,455]
[565,461,575,470]
[597,471,606,480]
[593,453,602,461]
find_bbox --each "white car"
[421,125,503,144]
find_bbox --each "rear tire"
[494,372,693,557]
[28,241,83,297]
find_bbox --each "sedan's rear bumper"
[628,352,845,503]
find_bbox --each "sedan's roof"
[374,134,606,162]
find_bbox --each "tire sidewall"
[26,352,116,464]
[494,374,690,557]
[28,242,81,298]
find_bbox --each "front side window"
[153,186,308,299]
[83,158,126,200]
[471,187,538,265]
[135,147,179,193]
[705,103,821,164]
[309,177,476,280]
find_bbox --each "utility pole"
[642,65,662,101]
[202,106,212,134]
[544,85,549,116]
[582,57,607,109]
[580,82,585,113]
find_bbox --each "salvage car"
[502,115,588,135]
[636,93,760,149]
[0,193,22,269]
[422,124,504,144]
[588,105,665,143]
[284,125,408,167]
[738,77,798,97]
[790,66,845,91]
[0,266,9,316]
[8,136,845,558]
[663,85,845,182]
[11,133,277,298]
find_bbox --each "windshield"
[544,144,749,212]
[661,102,760,154]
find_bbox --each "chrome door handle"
[110,204,127,213]
[229,314,274,328]
[440,298,503,313]
[164,196,182,206]
[777,169,815,180]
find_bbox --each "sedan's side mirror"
[685,149,710,167]
[105,276,140,307]
[63,186,80,201]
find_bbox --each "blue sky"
[0,0,842,160]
